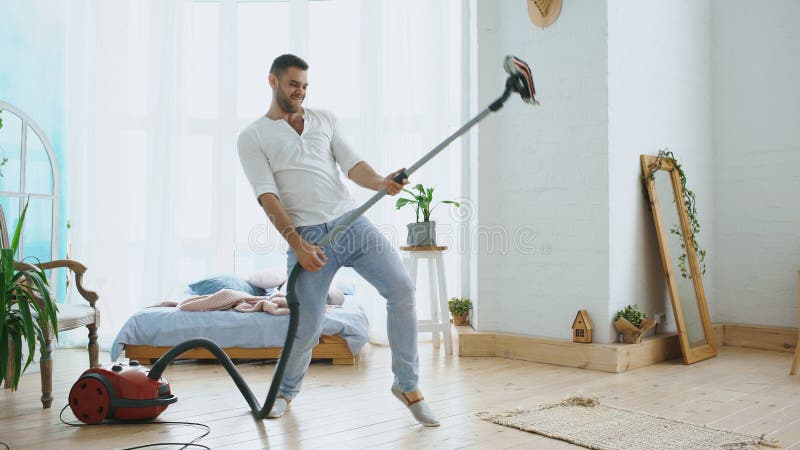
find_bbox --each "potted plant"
[1,201,58,390]
[395,184,460,246]
[448,297,472,326]
[613,305,655,344]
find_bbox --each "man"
[237,54,439,426]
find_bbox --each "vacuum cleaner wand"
[143,55,538,421]
[318,55,538,248]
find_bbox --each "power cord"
[59,404,211,450]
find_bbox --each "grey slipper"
[391,385,440,427]
[267,396,291,419]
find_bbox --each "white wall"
[607,1,714,339]
[472,0,799,343]
[711,0,800,327]
[474,0,610,340]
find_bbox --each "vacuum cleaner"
[68,55,539,424]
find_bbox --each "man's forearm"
[348,161,384,191]
[258,193,304,250]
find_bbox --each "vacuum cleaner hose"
[147,264,302,419]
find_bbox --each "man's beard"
[277,89,302,113]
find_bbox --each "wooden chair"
[1,204,100,408]
[791,271,800,375]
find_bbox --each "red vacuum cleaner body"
[68,360,177,424]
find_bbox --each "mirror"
[641,154,716,364]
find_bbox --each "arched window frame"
[0,100,60,263]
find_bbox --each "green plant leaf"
[1,248,13,292]
[33,315,45,348]
[414,184,425,195]
[0,322,8,387]
[0,263,6,315]
[12,331,22,390]
[402,188,418,198]
[441,200,460,207]
[14,287,37,370]
[395,197,414,209]
[426,187,434,203]
[24,267,57,342]
[11,200,29,256]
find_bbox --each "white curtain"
[64,0,464,348]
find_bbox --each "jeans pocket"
[296,224,327,244]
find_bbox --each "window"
[0,101,67,303]
[70,0,464,299]
[66,0,465,343]
[0,101,59,264]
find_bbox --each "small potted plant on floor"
[395,184,460,246]
[613,305,655,344]
[448,297,472,326]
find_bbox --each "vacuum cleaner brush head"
[504,55,538,105]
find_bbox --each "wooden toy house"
[572,310,593,343]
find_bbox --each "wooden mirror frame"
[641,154,716,364]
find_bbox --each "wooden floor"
[1,342,799,449]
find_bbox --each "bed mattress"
[110,299,369,360]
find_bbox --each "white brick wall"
[474,0,610,340]
[472,0,798,343]
[711,0,800,327]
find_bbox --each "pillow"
[327,288,345,306]
[335,278,357,296]
[188,275,266,296]
[246,267,288,290]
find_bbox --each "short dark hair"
[269,54,309,76]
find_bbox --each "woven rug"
[477,397,777,450]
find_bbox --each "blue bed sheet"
[110,299,369,361]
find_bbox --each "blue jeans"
[280,213,419,399]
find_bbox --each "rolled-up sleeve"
[329,113,364,175]
[237,130,280,202]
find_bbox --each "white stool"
[401,246,452,355]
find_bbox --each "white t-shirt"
[237,108,364,226]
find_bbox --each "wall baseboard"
[453,325,681,373]
[719,323,798,353]
[454,322,798,373]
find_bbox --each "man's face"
[271,66,308,113]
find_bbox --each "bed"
[111,297,369,365]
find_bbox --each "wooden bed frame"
[124,334,357,365]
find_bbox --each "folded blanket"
[166,289,291,315]
[160,286,347,314]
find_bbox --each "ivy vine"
[643,149,707,279]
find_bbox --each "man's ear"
[268,73,278,90]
